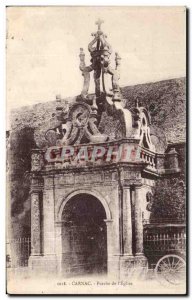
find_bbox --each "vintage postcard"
[6,6,186,295]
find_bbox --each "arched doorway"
[61,193,107,276]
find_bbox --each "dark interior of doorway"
[61,193,107,277]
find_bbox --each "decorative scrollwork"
[45,100,108,146]
[79,19,121,102]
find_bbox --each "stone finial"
[56,94,63,112]
[168,147,178,155]
[115,52,121,67]
[135,98,139,108]
[56,94,61,101]
[79,20,122,102]
[167,147,179,170]
[79,48,85,60]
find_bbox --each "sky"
[6,6,186,113]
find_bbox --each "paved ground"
[6,268,186,295]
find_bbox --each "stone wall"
[121,77,186,144]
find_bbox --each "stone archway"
[60,193,108,276]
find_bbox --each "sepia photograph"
[6,6,186,295]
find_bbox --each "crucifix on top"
[79,19,121,102]
[95,18,104,31]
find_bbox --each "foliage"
[150,176,186,223]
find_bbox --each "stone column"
[104,219,113,257]
[122,186,132,255]
[43,188,55,255]
[104,219,118,278]
[55,222,62,274]
[31,191,41,255]
[134,185,144,255]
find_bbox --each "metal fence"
[6,237,31,268]
[6,224,186,272]
[143,224,186,269]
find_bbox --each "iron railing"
[6,237,31,268]
[143,223,186,269]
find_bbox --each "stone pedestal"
[28,254,58,275]
[119,255,148,280]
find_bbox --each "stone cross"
[95,18,104,31]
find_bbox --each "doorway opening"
[61,193,107,276]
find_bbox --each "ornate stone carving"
[79,19,120,102]
[123,170,141,180]
[31,152,44,171]
[31,192,41,255]
[75,172,103,184]
[45,101,108,145]
[43,20,155,151]
[131,104,155,151]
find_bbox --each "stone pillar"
[134,185,144,255]
[104,219,118,278]
[122,186,132,255]
[31,191,41,255]
[43,188,55,255]
[55,223,62,274]
[104,219,113,256]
